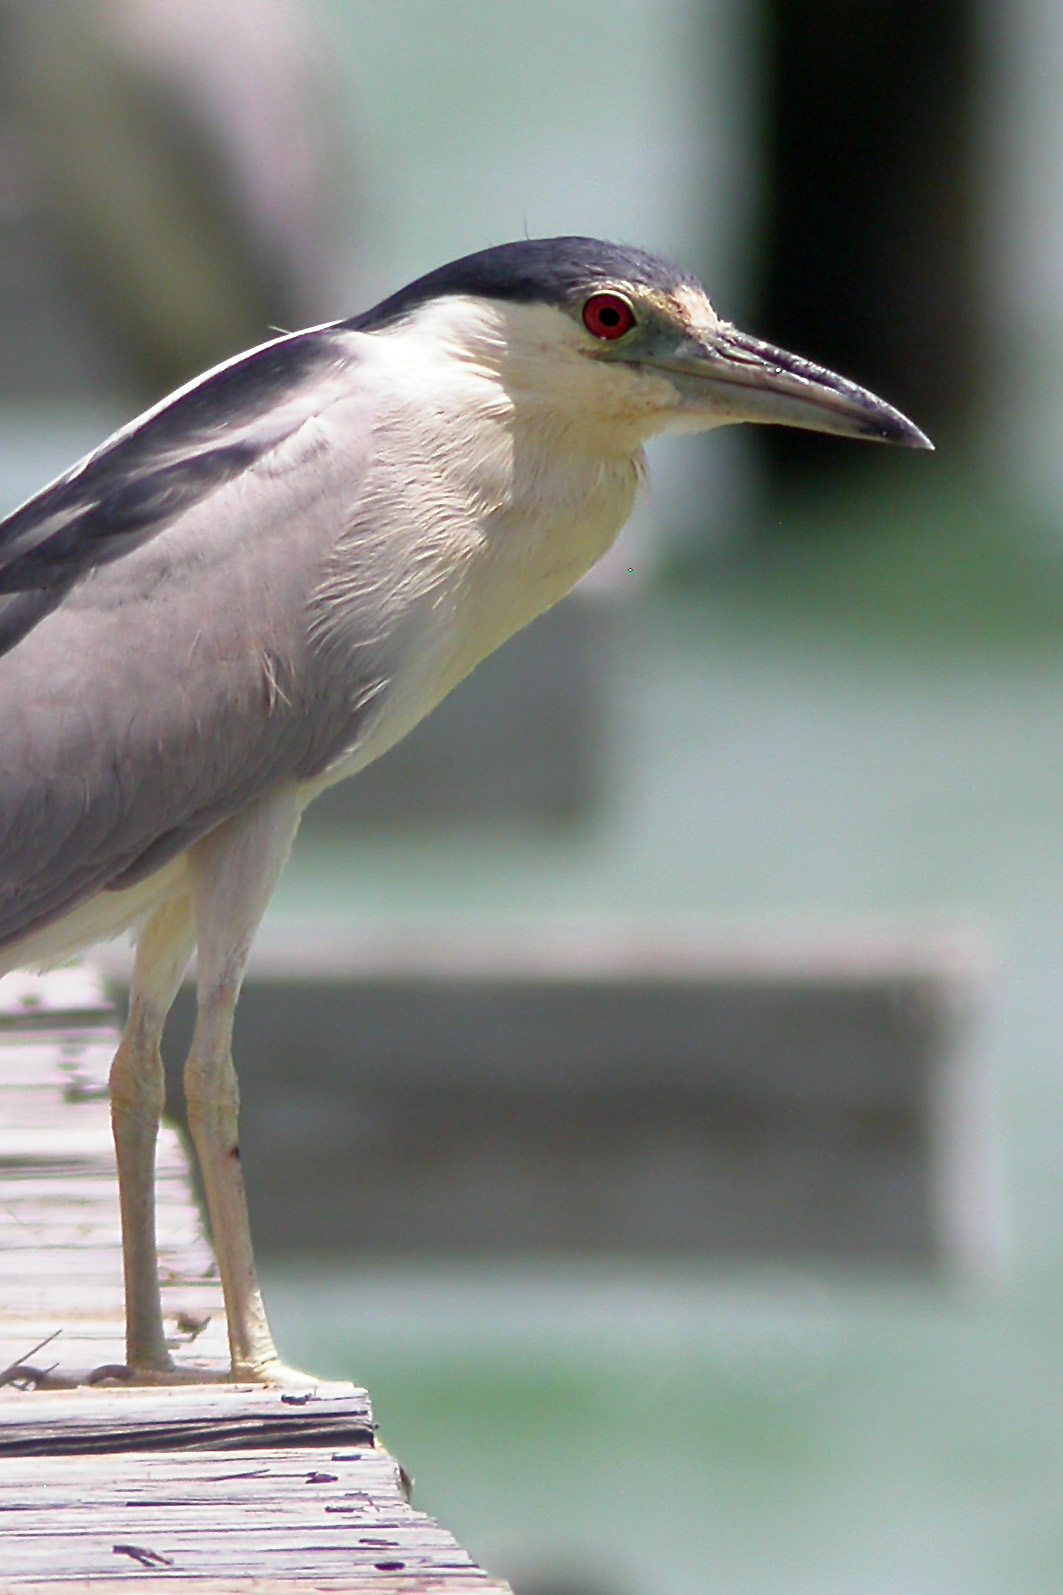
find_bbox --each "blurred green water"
[258,466,1063,1595]
[263,1261,1063,1595]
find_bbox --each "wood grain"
[0,968,511,1591]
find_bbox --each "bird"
[0,237,931,1383]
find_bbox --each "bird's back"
[0,326,383,958]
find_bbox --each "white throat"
[310,296,651,783]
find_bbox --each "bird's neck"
[363,296,649,635]
[308,304,648,778]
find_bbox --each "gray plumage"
[0,237,930,1383]
[0,330,373,942]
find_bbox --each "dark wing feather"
[0,324,386,954]
[0,591,68,653]
[0,326,344,606]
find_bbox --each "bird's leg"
[109,894,195,1374]
[184,786,302,1382]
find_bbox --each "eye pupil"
[582,293,635,340]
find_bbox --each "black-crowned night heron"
[0,238,930,1383]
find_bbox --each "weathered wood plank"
[0,1385,375,1455]
[6,1586,494,1594]
[0,966,113,1024]
[0,963,216,1389]
[0,1444,508,1586]
[0,967,512,1590]
[0,967,232,1384]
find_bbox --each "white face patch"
[671,283,721,342]
[375,295,668,448]
[372,294,510,363]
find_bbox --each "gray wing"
[0,328,346,646]
[0,325,385,950]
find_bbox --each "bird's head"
[351,236,932,454]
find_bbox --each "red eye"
[582,292,636,340]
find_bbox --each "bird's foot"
[227,1356,326,1389]
[84,1359,325,1387]
[87,1358,232,1387]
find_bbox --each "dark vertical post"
[756,0,979,485]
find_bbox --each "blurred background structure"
[0,0,349,399]
[6,2,1063,1592]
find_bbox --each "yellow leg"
[184,787,302,1382]
[109,894,195,1373]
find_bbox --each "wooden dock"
[0,967,511,1592]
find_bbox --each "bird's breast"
[436,420,640,674]
[304,418,640,800]
[303,326,645,793]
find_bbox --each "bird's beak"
[645,322,933,449]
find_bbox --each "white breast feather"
[303,297,647,792]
